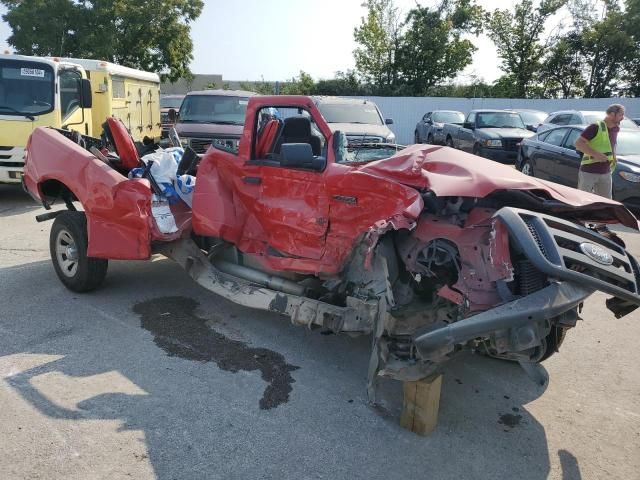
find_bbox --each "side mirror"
[385,118,394,125]
[280,143,325,171]
[168,108,177,122]
[526,124,537,132]
[463,122,474,129]
[79,78,92,108]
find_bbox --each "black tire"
[50,211,108,292]
[538,325,567,362]
[427,133,434,144]
[521,160,534,176]
[446,136,454,148]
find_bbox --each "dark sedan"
[516,125,640,212]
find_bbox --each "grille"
[0,161,23,167]
[0,146,13,151]
[346,135,384,145]
[516,260,546,295]
[521,212,638,295]
[189,138,212,154]
[503,138,522,151]
[524,217,549,259]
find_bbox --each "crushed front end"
[367,204,640,387]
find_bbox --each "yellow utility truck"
[0,54,161,184]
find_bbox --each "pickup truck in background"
[168,89,256,154]
[443,109,535,163]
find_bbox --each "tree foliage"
[1,0,204,81]
[353,0,401,93]
[486,0,567,98]
[353,0,484,96]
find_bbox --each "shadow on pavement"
[0,185,41,218]
[1,259,557,480]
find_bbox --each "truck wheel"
[50,212,108,292]
[538,326,567,362]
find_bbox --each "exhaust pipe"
[211,259,306,296]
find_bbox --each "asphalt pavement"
[1,184,639,480]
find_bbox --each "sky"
[0,0,552,84]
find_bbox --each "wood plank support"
[400,374,443,435]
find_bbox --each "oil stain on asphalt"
[133,296,299,410]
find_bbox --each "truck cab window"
[59,69,82,121]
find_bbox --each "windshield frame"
[0,59,55,117]
[177,94,250,125]
[476,112,526,129]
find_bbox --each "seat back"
[274,117,321,156]
[256,119,281,158]
[103,117,140,171]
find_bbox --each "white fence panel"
[348,96,640,146]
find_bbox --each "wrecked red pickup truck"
[22,95,640,396]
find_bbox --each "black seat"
[273,117,321,156]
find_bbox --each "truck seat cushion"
[106,117,140,171]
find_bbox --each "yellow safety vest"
[581,121,616,171]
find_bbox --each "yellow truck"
[0,54,161,184]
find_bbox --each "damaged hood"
[357,144,639,229]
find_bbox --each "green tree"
[315,70,368,96]
[487,0,567,98]
[1,0,204,81]
[538,33,586,98]
[280,71,316,95]
[395,0,484,95]
[353,0,402,93]
[624,0,640,95]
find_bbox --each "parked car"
[414,110,464,144]
[22,96,640,400]
[169,89,256,154]
[442,109,535,163]
[313,96,395,144]
[633,118,640,126]
[511,109,547,132]
[160,94,185,138]
[538,110,639,133]
[516,125,640,212]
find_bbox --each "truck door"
[250,106,329,260]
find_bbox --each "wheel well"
[39,179,79,209]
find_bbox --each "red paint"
[23,95,638,275]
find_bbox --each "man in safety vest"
[574,103,625,199]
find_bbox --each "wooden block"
[400,374,443,435]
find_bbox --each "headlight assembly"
[619,171,640,183]
[484,139,502,147]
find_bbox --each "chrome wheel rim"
[55,229,79,277]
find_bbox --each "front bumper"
[0,146,25,184]
[414,207,640,359]
[478,146,518,163]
